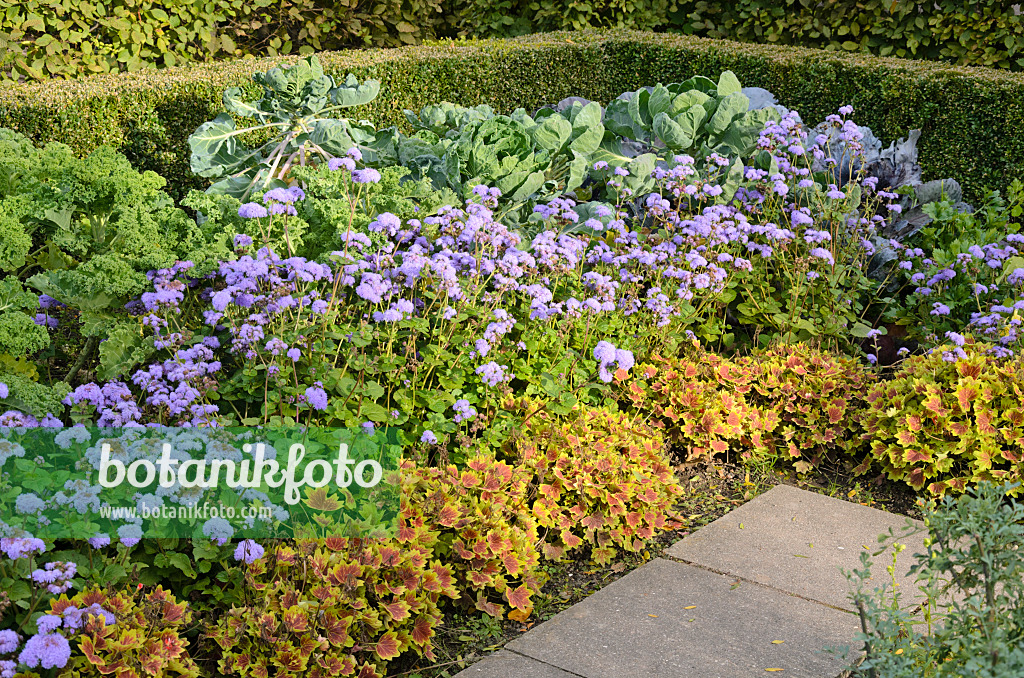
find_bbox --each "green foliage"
[842,482,1024,677]
[0,131,229,346]
[0,278,49,357]
[605,71,781,160]
[446,0,675,37]
[188,55,383,199]
[625,343,872,470]
[7,30,1024,204]
[0,0,445,83]
[392,100,604,223]
[0,369,69,417]
[859,340,1024,495]
[669,0,1024,70]
[877,186,1024,349]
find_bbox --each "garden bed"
[1,44,1022,678]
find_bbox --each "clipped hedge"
[666,0,1024,70]
[0,30,1022,202]
[0,0,446,82]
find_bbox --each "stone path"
[454,484,927,678]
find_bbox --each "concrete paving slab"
[506,558,859,678]
[453,650,581,678]
[666,484,927,612]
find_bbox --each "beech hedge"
[0,30,1021,203]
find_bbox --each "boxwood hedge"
[0,29,1021,203]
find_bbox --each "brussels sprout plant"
[188,55,383,200]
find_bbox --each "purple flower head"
[361,422,375,435]
[233,539,265,564]
[0,630,18,654]
[87,534,111,549]
[420,430,439,445]
[1,537,46,560]
[18,632,70,670]
[809,247,835,265]
[117,523,142,547]
[61,604,114,632]
[328,156,356,172]
[36,615,61,634]
[305,385,328,411]
[234,234,253,248]
[238,203,269,219]
[287,347,301,362]
[593,341,617,364]
[201,517,233,546]
[347,147,362,161]
[946,331,966,347]
[453,399,477,423]
[476,361,510,387]
[352,168,381,184]
[0,382,7,399]
[263,187,305,204]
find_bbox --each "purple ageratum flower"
[352,168,381,184]
[369,212,401,235]
[361,422,375,435]
[420,430,439,445]
[287,348,301,362]
[18,632,71,670]
[234,234,253,248]
[0,382,7,399]
[347,147,362,161]
[305,385,328,411]
[866,354,877,365]
[328,156,356,172]
[233,539,265,564]
[87,534,111,549]
[946,331,966,347]
[0,629,18,653]
[263,187,305,204]
[453,399,477,423]
[593,341,617,364]
[238,203,269,219]
[0,660,13,678]
[1,536,46,560]
[614,348,635,371]
[34,313,58,329]
[117,523,142,547]
[201,517,233,546]
[36,615,61,634]
[269,202,298,216]
[476,361,510,387]
[809,247,835,265]
[931,302,951,316]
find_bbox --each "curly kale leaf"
[0,369,69,417]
